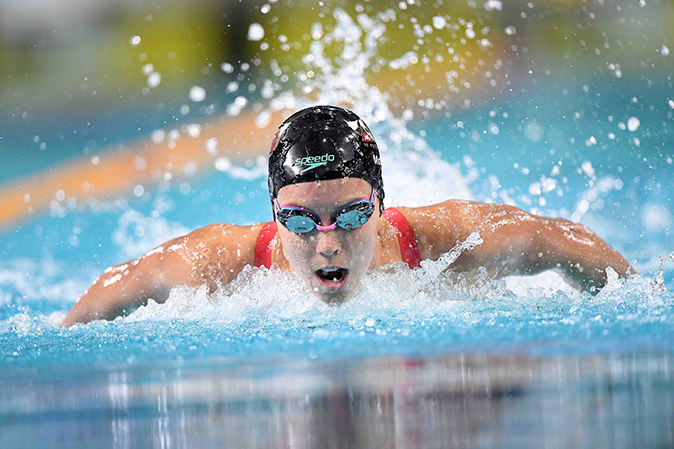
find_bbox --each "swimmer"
[61,105,634,325]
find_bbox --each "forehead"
[276,178,371,206]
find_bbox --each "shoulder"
[182,222,263,247]
[177,222,267,264]
[154,222,269,290]
[390,200,528,260]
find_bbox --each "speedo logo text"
[295,154,335,173]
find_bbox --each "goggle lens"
[283,214,317,233]
[276,195,376,234]
[335,205,373,230]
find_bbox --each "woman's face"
[275,178,380,304]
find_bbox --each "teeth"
[316,267,346,282]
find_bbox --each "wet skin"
[61,179,635,325]
[273,178,384,304]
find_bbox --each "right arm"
[60,223,261,325]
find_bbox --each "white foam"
[119,232,595,326]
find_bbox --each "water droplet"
[147,72,161,88]
[189,86,206,102]
[432,16,446,29]
[247,23,265,41]
[627,116,640,132]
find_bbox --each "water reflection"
[1,352,673,448]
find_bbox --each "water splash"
[654,252,674,291]
[256,8,474,205]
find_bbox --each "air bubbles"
[133,185,145,197]
[505,26,516,35]
[662,45,670,56]
[129,36,141,46]
[247,23,265,41]
[260,4,271,14]
[484,0,502,11]
[189,86,206,102]
[221,63,234,74]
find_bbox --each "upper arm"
[61,222,260,325]
[401,200,633,284]
[401,201,545,275]
[156,222,260,292]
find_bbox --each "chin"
[312,283,355,306]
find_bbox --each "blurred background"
[0,0,672,285]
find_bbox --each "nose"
[315,230,342,258]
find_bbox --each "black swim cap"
[268,105,385,215]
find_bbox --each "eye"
[336,210,369,230]
[286,215,316,233]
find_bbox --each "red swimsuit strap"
[254,221,278,268]
[381,208,422,269]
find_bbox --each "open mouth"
[315,267,349,291]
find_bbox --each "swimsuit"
[254,208,421,269]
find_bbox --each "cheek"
[280,232,315,269]
[347,226,377,264]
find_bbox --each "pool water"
[2,6,674,448]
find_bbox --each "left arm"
[401,200,634,292]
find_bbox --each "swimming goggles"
[274,190,376,234]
